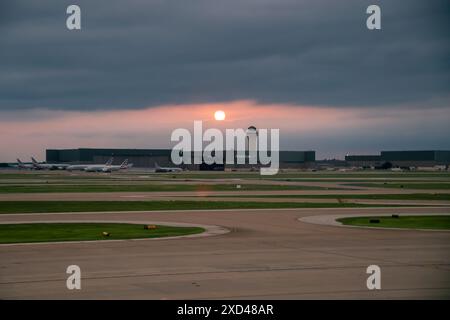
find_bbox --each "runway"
[1,206,449,299]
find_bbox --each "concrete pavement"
[1,206,449,299]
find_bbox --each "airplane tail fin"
[30,157,41,168]
[120,159,128,169]
[155,162,160,169]
[17,159,25,168]
[106,157,113,166]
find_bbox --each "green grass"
[0,173,120,180]
[0,184,335,193]
[206,193,450,201]
[0,223,204,244]
[268,178,450,183]
[0,200,406,214]
[337,215,450,230]
[2,171,450,180]
[347,183,450,189]
[2,178,450,185]
[146,171,450,178]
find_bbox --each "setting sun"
[214,110,226,121]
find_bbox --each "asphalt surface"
[1,206,449,299]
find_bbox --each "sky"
[0,0,449,161]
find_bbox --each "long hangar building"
[46,148,316,170]
[346,150,450,168]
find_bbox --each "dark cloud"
[0,0,449,110]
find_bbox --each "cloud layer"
[1,0,449,111]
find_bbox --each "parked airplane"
[31,157,70,170]
[154,162,183,173]
[67,158,113,171]
[101,159,133,172]
[15,159,34,170]
[85,159,131,172]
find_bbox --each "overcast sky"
[0,0,449,161]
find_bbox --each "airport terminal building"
[46,148,316,170]
[345,150,450,168]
